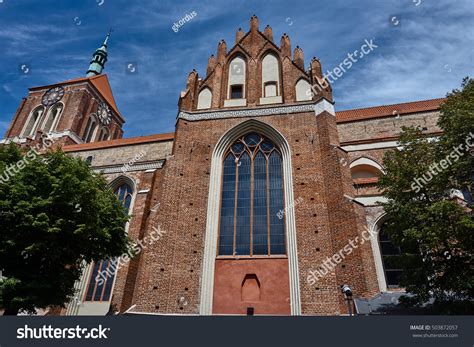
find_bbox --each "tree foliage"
[378,78,474,313]
[0,145,130,315]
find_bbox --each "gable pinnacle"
[236,27,244,43]
[250,15,259,31]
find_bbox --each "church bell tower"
[2,32,124,148]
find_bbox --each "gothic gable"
[179,15,332,112]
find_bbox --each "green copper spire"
[86,31,111,77]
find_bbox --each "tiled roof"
[29,74,123,121]
[63,133,175,152]
[336,98,445,123]
[62,98,444,152]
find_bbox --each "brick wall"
[66,139,172,313]
[131,109,378,315]
[338,111,441,144]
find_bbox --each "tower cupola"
[86,32,110,77]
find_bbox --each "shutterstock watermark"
[411,132,474,193]
[0,134,54,185]
[307,226,375,285]
[17,324,109,339]
[96,225,166,285]
[306,38,378,98]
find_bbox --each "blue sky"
[0,0,472,138]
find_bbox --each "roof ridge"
[336,98,446,123]
[63,132,175,152]
[337,97,446,113]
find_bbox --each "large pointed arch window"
[84,182,133,302]
[379,222,403,288]
[218,133,286,256]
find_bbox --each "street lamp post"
[341,284,354,316]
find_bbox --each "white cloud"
[0,0,472,137]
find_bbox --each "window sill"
[224,98,247,107]
[353,177,379,185]
[384,287,406,292]
[216,255,288,260]
[259,95,282,105]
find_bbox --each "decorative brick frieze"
[92,160,165,174]
[178,99,337,122]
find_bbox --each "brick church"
[2,16,445,315]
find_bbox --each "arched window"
[351,164,382,182]
[226,56,246,102]
[350,158,384,187]
[21,106,45,137]
[98,128,109,142]
[115,182,133,214]
[85,156,93,165]
[84,182,133,302]
[261,53,280,99]
[295,79,312,101]
[197,87,212,110]
[112,127,120,140]
[83,117,98,143]
[41,104,63,133]
[218,132,286,256]
[379,222,403,288]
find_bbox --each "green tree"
[0,144,130,315]
[438,77,474,188]
[378,78,474,313]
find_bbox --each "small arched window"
[83,117,98,143]
[84,182,133,302]
[85,156,93,165]
[112,127,120,140]
[295,79,312,101]
[227,56,246,99]
[218,133,286,256]
[379,222,403,288]
[41,104,63,133]
[115,182,133,213]
[261,53,280,98]
[21,106,45,137]
[350,158,384,185]
[197,87,212,109]
[98,128,109,142]
[351,165,382,183]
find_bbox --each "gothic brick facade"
[1,16,445,316]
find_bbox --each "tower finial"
[103,28,113,46]
[86,31,111,77]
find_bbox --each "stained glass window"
[218,133,286,256]
[84,182,133,302]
